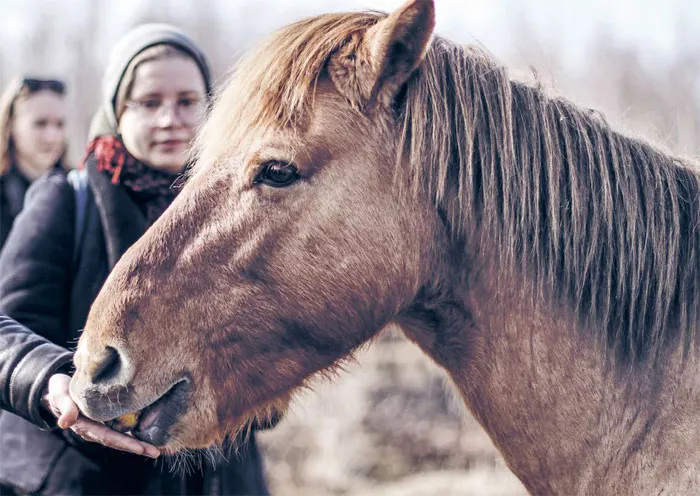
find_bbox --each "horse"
[69,0,700,493]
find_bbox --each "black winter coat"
[0,162,269,495]
[0,167,30,250]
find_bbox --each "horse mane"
[197,11,700,364]
[403,38,700,363]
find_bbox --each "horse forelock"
[190,11,385,174]
[193,8,700,365]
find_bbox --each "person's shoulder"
[17,169,76,231]
[37,167,70,188]
[25,169,72,204]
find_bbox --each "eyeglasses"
[123,96,205,125]
[21,78,66,94]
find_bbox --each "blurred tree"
[1,2,698,164]
[66,0,105,162]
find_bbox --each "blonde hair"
[0,77,25,176]
[0,76,68,175]
[114,44,199,123]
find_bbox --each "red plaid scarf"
[82,136,182,224]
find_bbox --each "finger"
[45,375,65,411]
[46,374,73,422]
[140,442,161,459]
[56,394,80,428]
[71,418,160,458]
[72,419,145,454]
[48,373,71,392]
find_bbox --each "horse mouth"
[106,378,191,447]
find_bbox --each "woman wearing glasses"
[0,77,67,249]
[0,24,270,495]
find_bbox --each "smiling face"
[118,55,206,173]
[70,1,438,451]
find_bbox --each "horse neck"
[399,267,700,494]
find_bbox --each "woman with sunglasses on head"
[0,77,67,249]
[0,25,270,496]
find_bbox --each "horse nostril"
[90,346,122,384]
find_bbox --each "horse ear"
[364,0,435,107]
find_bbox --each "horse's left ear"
[365,0,435,107]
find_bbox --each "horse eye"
[255,161,299,188]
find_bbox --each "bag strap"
[66,168,89,267]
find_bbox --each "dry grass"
[257,326,527,495]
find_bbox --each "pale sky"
[0,0,697,158]
[1,0,698,69]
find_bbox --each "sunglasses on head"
[21,78,66,94]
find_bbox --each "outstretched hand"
[43,373,160,459]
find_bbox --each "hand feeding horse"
[70,1,700,493]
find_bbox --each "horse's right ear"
[364,0,435,108]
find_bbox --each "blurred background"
[1,1,698,494]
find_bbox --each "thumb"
[56,394,80,428]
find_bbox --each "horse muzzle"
[70,374,192,447]
[70,342,192,447]
[115,378,191,446]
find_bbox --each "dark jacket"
[0,161,67,251]
[0,168,30,250]
[0,162,269,495]
[0,313,72,426]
